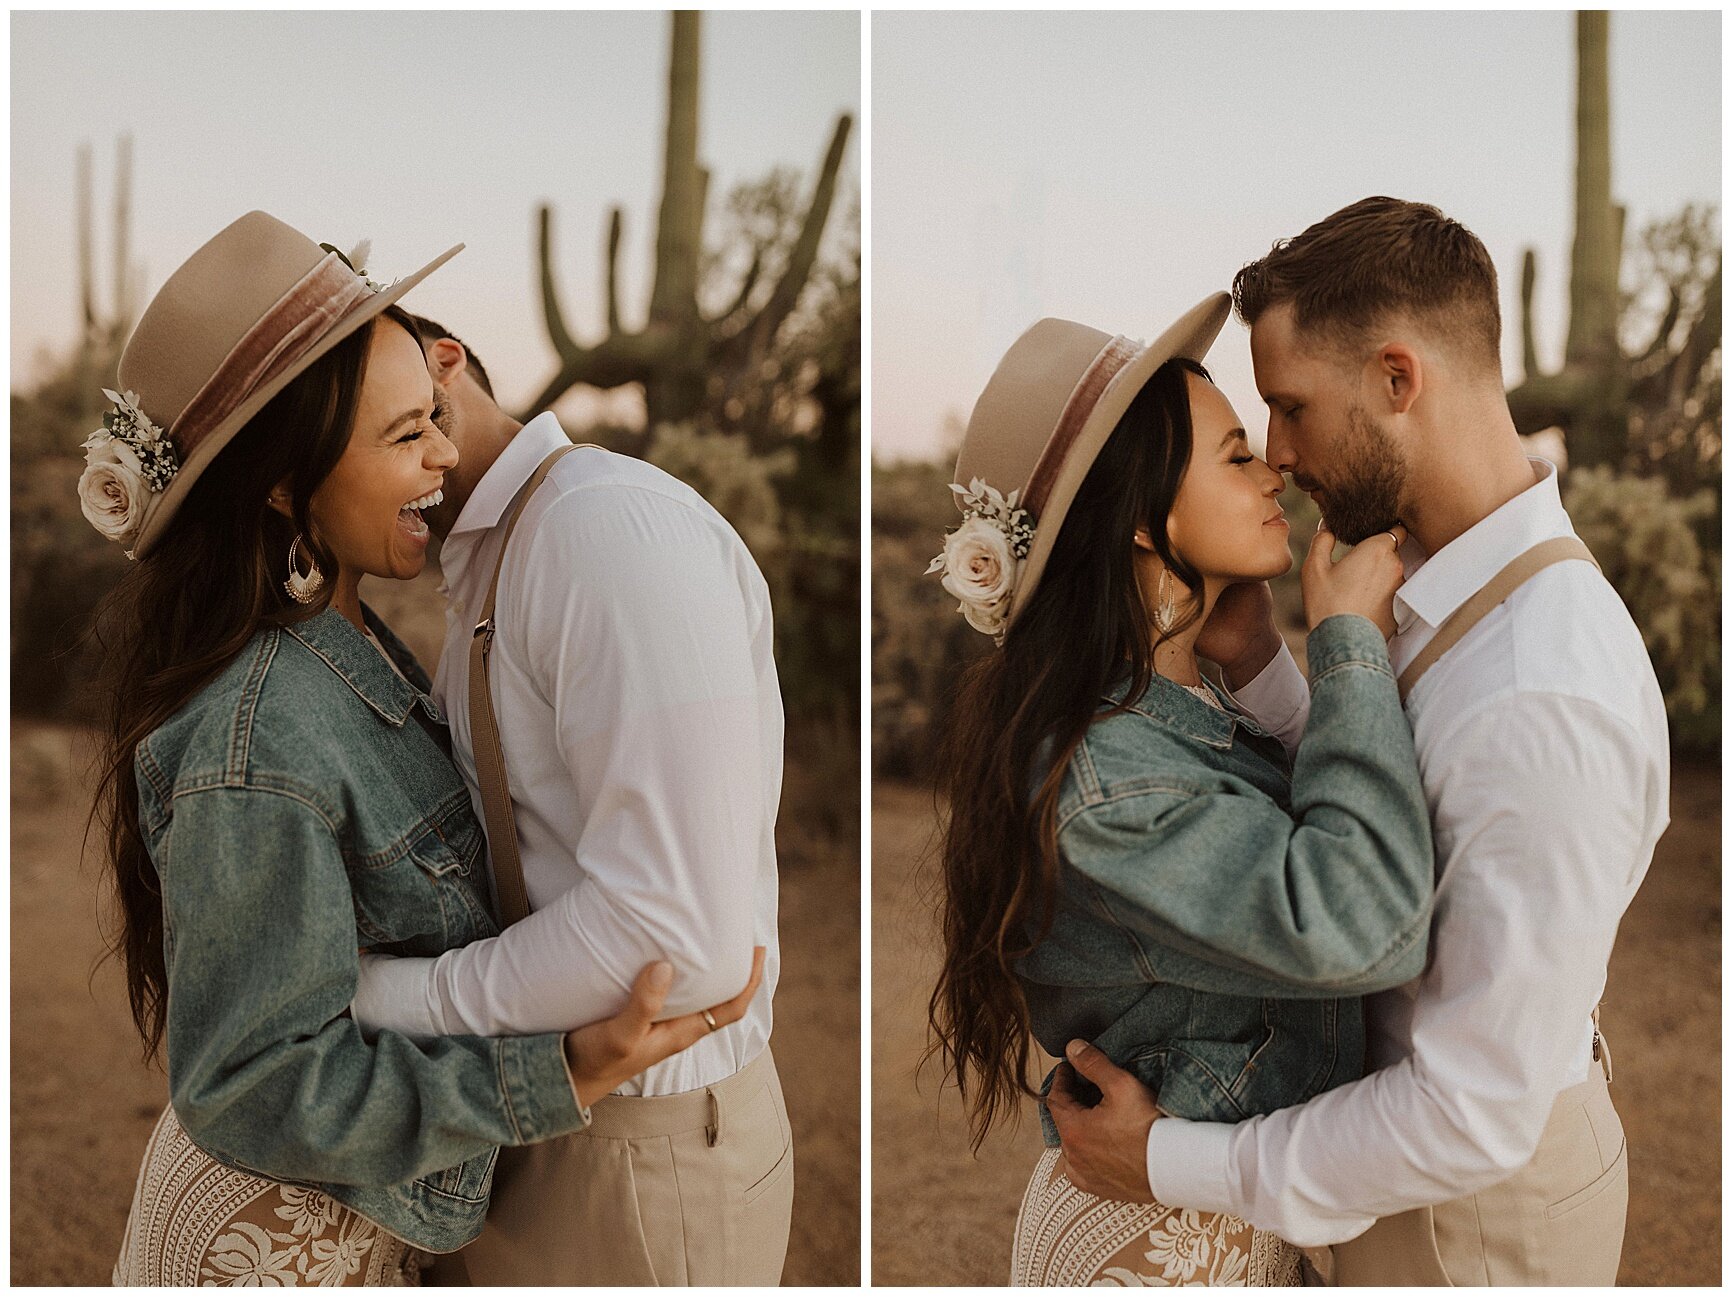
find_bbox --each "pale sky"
[12,11,860,423]
[873,10,1720,462]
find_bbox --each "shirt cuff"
[1221,639,1306,734]
[1145,1116,1237,1216]
[350,952,442,1041]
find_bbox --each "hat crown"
[954,318,1118,507]
[118,211,328,432]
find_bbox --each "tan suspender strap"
[1395,536,1599,702]
[468,443,583,927]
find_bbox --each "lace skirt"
[1010,1147,1302,1286]
[112,1105,424,1286]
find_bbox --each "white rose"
[78,439,150,547]
[959,589,1013,636]
[938,515,1020,631]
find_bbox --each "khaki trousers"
[433,1047,794,1286]
[1331,1039,1626,1286]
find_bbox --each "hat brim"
[130,242,464,558]
[1007,291,1232,626]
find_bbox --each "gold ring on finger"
[702,1009,719,1033]
[1386,529,1402,552]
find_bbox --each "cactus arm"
[537,203,582,364]
[1520,247,1540,381]
[734,113,853,356]
[606,207,624,336]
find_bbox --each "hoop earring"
[1155,568,1177,634]
[284,535,324,604]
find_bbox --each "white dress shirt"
[351,413,782,1097]
[1146,459,1670,1246]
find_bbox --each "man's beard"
[1317,403,1405,545]
[432,385,458,438]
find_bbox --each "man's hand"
[563,947,765,1110]
[1048,1039,1162,1203]
[1194,581,1282,689]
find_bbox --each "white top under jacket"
[351,413,782,1097]
[1144,458,1670,1246]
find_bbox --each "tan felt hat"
[954,292,1232,627]
[117,211,462,558]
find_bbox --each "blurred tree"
[1619,205,1722,507]
[642,186,861,724]
[1566,467,1719,753]
[870,459,990,779]
[13,137,140,716]
[528,11,853,438]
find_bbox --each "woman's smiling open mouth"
[397,487,443,545]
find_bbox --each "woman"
[925,297,1434,1286]
[88,213,756,1285]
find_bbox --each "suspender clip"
[473,617,495,642]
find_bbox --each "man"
[349,316,792,1284]
[1051,198,1669,1285]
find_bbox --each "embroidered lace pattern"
[1010,1147,1301,1287]
[1180,682,1227,712]
[112,1105,424,1286]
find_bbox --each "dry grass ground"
[871,765,1720,1286]
[11,706,858,1282]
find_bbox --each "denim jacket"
[134,606,589,1252]
[1018,615,1434,1143]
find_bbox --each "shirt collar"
[447,411,571,539]
[1393,457,1574,631]
[283,605,436,727]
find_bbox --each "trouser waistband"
[582,1046,775,1143]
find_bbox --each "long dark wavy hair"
[927,356,1210,1150]
[89,304,419,1064]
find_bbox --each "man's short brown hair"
[1232,197,1502,372]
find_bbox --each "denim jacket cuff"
[1305,614,1393,679]
[497,1033,593,1144]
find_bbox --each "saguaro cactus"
[1507,12,1721,474]
[74,135,141,357]
[527,10,854,433]
[1507,12,1627,466]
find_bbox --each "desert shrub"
[11,349,132,720]
[1564,466,1720,753]
[870,459,992,779]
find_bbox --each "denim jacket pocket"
[405,808,482,879]
[350,791,489,947]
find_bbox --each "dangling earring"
[284,535,324,604]
[1155,568,1177,634]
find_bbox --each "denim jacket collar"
[1103,670,1267,750]
[283,606,440,727]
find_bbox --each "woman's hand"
[1301,522,1407,638]
[562,947,766,1111]
[1195,581,1282,689]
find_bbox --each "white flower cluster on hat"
[925,478,1034,644]
[78,388,178,558]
